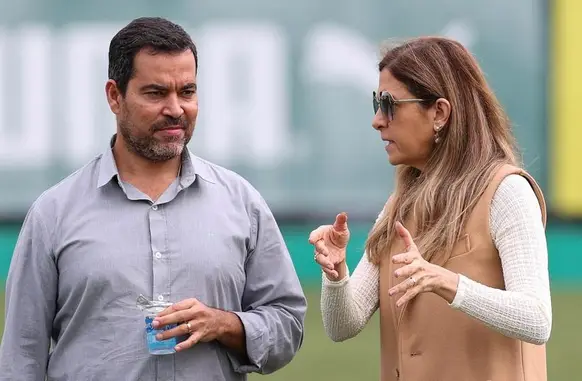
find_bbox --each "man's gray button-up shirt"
[0,142,307,381]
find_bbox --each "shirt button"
[155,252,162,259]
[152,205,158,210]
[157,295,164,301]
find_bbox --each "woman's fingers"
[314,250,334,270]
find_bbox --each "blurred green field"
[0,287,580,380]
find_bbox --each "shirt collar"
[97,134,215,188]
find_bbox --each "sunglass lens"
[373,91,394,120]
[381,94,393,121]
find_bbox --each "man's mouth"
[158,125,184,131]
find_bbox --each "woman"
[309,36,552,381]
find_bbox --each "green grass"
[1,288,578,380]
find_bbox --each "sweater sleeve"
[450,174,552,344]
[319,212,382,342]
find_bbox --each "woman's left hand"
[389,221,460,307]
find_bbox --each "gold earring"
[434,124,442,144]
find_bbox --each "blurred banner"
[0,0,546,219]
[551,0,582,218]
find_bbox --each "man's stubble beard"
[118,118,193,163]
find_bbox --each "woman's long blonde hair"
[366,36,520,265]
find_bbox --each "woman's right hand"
[308,212,350,281]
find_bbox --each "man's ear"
[105,80,122,115]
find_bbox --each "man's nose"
[162,94,184,119]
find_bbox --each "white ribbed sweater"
[320,174,552,345]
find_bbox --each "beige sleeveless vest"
[378,164,548,381]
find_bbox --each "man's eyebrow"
[140,84,167,92]
[139,83,197,92]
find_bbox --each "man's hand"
[152,298,246,354]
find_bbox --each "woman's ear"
[433,98,451,130]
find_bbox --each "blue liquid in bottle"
[145,315,177,355]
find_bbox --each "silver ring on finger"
[185,321,192,334]
[314,252,319,261]
[409,276,416,286]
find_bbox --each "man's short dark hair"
[108,17,198,96]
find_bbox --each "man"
[0,17,307,380]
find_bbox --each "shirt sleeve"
[227,192,307,375]
[450,174,552,345]
[0,200,58,380]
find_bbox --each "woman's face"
[372,69,449,170]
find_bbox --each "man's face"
[107,48,198,162]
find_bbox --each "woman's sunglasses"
[373,91,430,121]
